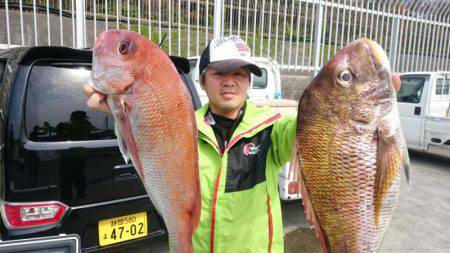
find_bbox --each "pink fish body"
[90,30,201,253]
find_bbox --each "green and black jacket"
[192,100,297,253]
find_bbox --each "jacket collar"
[196,100,280,146]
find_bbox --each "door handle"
[414,107,421,116]
[430,117,441,122]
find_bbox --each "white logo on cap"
[210,36,252,62]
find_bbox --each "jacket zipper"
[207,113,282,253]
[199,133,223,157]
[210,165,222,253]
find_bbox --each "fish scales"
[132,66,197,246]
[90,30,201,253]
[299,107,380,251]
[297,38,410,253]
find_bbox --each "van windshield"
[25,62,116,142]
[253,68,268,89]
[397,76,426,103]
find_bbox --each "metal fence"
[1,0,450,74]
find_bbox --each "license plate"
[98,212,148,246]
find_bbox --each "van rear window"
[25,62,116,142]
[397,76,425,103]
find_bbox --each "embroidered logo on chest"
[243,143,260,156]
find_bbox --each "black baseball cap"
[199,35,262,77]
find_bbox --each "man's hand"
[392,72,401,92]
[82,84,111,114]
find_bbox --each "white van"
[398,72,450,158]
[188,56,283,105]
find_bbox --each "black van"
[0,47,200,252]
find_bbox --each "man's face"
[201,67,250,118]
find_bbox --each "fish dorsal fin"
[374,113,409,227]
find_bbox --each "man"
[83,35,297,252]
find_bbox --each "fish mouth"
[356,38,393,101]
[88,77,108,94]
[89,67,129,95]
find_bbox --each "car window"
[253,68,268,89]
[397,76,425,103]
[25,62,116,142]
[435,78,444,95]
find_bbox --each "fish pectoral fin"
[288,145,301,196]
[115,123,131,163]
[121,93,136,115]
[109,96,145,179]
[403,144,412,188]
[298,159,315,227]
[109,97,131,163]
[374,118,406,226]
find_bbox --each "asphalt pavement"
[378,150,450,253]
[134,150,450,253]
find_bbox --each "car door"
[397,74,430,149]
[424,76,450,151]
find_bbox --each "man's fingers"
[88,96,111,114]
[83,83,111,114]
[87,93,105,108]
[83,83,106,100]
[392,72,401,92]
[97,102,112,114]
[86,92,111,114]
[82,83,96,97]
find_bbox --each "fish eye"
[341,72,351,81]
[119,40,133,55]
[337,70,353,88]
